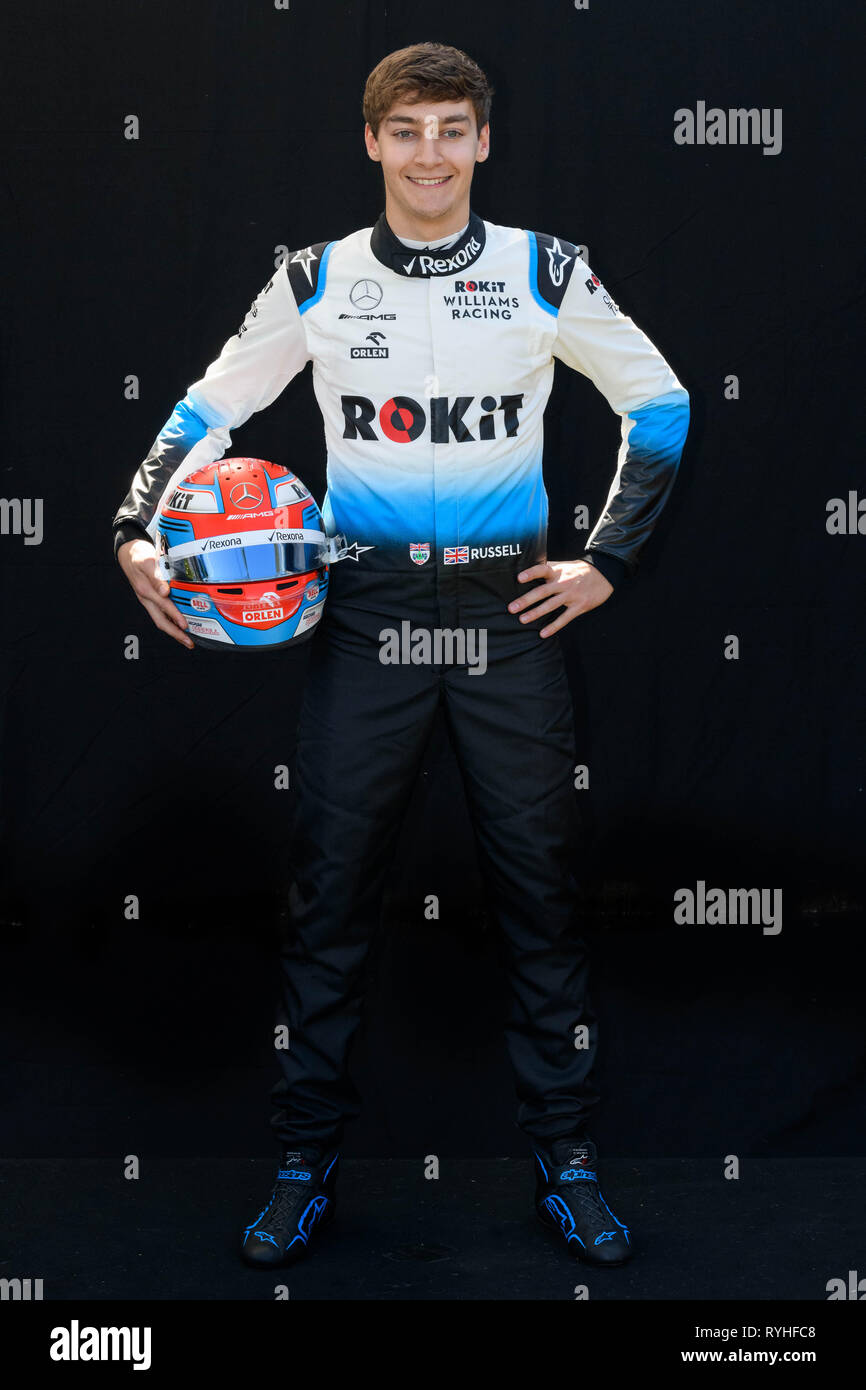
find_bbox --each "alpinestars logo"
[290,246,319,285]
[337,541,376,562]
[546,237,572,286]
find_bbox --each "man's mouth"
[406,175,453,186]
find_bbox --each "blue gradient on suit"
[625,389,690,463]
[159,398,211,448]
[322,449,548,549]
[141,397,213,487]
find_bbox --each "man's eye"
[394,128,463,139]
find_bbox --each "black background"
[1,0,864,1163]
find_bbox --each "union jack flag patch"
[443,546,469,564]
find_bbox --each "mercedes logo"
[230,482,264,509]
[350,279,383,309]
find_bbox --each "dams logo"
[341,393,524,443]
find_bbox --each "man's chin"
[399,191,462,223]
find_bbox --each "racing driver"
[112,40,690,1270]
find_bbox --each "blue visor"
[166,541,326,584]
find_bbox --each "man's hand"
[508,559,614,637]
[118,538,195,649]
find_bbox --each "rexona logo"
[267,530,305,542]
[202,536,241,550]
[342,394,524,443]
[401,237,483,276]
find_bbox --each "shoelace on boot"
[262,1174,314,1224]
[556,1173,609,1219]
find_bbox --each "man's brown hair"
[363,41,494,138]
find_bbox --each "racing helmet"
[155,457,330,651]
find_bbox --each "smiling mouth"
[406,175,453,186]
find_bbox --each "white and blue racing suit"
[112,209,689,1149]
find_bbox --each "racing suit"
[112,208,690,1150]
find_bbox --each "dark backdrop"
[1,1,864,1160]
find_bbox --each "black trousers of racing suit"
[269,549,600,1153]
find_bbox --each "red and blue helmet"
[155,457,329,651]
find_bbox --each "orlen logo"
[242,607,284,623]
[342,393,524,443]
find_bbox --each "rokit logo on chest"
[342,393,524,442]
[442,279,520,320]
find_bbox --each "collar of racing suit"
[369,207,486,277]
[393,219,469,250]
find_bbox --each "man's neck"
[382,197,472,246]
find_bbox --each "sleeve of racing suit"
[111,260,311,559]
[551,256,690,589]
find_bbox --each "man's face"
[364,95,490,227]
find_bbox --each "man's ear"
[476,122,491,162]
[364,122,381,162]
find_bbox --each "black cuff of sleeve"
[113,520,151,559]
[580,549,632,590]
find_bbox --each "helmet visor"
[166,539,326,584]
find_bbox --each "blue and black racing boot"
[534,1137,632,1265]
[240,1144,339,1268]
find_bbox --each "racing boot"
[534,1136,632,1265]
[240,1144,339,1268]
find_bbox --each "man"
[112,41,689,1270]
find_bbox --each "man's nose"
[413,134,446,166]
